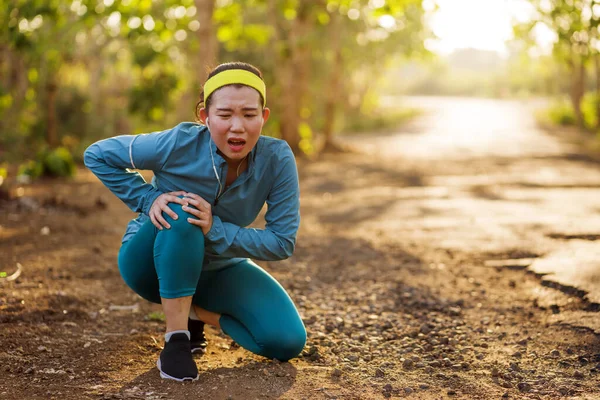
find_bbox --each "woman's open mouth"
[227,138,246,152]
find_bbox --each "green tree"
[517,0,600,129]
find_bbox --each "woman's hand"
[149,191,188,230]
[182,192,213,235]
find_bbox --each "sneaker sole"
[191,346,207,354]
[156,358,199,382]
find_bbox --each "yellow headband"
[203,69,266,107]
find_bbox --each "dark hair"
[195,62,265,122]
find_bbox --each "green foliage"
[544,94,599,130]
[342,107,421,134]
[43,147,76,177]
[2,0,431,161]
[129,71,178,121]
[546,101,577,126]
[17,147,76,180]
[146,311,166,322]
[298,122,315,155]
[17,159,44,179]
[0,164,7,187]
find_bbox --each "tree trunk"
[569,56,586,130]
[271,1,313,155]
[182,0,217,121]
[194,0,217,84]
[1,49,27,135]
[46,80,58,148]
[321,10,345,153]
[595,54,600,131]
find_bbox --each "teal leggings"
[117,204,306,361]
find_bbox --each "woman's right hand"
[149,191,189,230]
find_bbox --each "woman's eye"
[245,114,257,118]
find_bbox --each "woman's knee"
[162,203,204,242]
[262,326,307,361]
[118,249,161,304]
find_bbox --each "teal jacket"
[84,122,300,270]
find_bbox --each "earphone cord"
[209,139,223,203]
[210,139,248,205]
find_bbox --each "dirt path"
[1,97,600,399]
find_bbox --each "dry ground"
[1,97,600,400]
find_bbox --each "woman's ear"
[198,108,208,125]
[262,107,270,124]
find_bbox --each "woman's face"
[199,85,270,164]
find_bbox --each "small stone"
[24,368,34,374]
[419,324,433,334]
[403,359,414,369]
[447,389,457,396]
[574,371,584,379]
[550,349,560,358]
[419,383,429,390]
[331,368,342,378]
[558,386,569,396]
[491,367,500,377]
[375,368,385,378]
[512,351,522,358]
[502,392,509,398]
[404,387,413,394]
[517,382,531,392]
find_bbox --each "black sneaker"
[188,318,208,354]
[156,332,199,382]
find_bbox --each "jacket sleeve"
[204,145,300,261]
[83,127,179,214]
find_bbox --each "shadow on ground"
[120,362,298,400]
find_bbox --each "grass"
[340,107,422,135]
[535,97,600,161]
[145,311,166,322]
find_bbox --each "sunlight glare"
[348,9,360,20]
[426,0,551,57]
[128,17,141,29]
[378,15,396,30]
[142,15,155,31]
[369,0,385,8]
[106,11,121,29]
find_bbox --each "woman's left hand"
[182,192,213,235]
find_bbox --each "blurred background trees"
[3,0,600,180]
[0,0,429,175]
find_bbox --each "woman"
[84,62,306,382]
